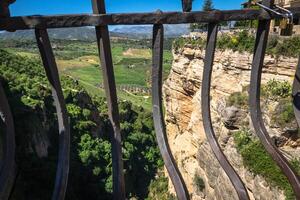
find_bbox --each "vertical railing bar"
[249,0,300,198]
[91,0,125,199]
[152,23,190,200]
[35,28,70,200]
[292,56,300,127]
[0,0,15,18]
[0,81,16,200]
[181,0,192,12]
[201,22,250,200]
[0,1,17,199]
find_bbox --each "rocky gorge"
[163,45,300,200]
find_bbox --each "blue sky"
[10,0,245,16]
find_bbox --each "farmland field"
[1,38,174,110]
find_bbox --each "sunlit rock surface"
[163,46,299,199]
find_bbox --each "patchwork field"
[2,38,173,110]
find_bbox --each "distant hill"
[111,24,190,38]
[0,27,97,41]
[0,25,190,40]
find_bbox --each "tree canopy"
[202,0,214,11]
[0,48,165,199]
[190,0,215,32]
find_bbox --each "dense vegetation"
[226,80,300,199]
[174,30,300,58]
[146,175,176,200]
[234,129,300,200]
[0,48,169,199]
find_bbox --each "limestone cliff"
[163,46,300,199]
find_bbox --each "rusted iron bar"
[92,0,125,199]
[35,28,70,200]
[0,81,16,200]
[201,22,250,200]
[2,8,300,31]
[0,0,15,18]
[182,0,192,12]
[292,56,300,127]
[152,23,189,200]
[249,0,300,198]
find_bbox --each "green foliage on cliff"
[0,48,163,199]
[146,176,176,200]
[218,30,255,52]
[226,80,295,129]
[226,91,248,109]
[272,98,295,129]
[262,79,292,100]
[234,129,300,200]
[227,80,300,199]
[173,37,205,51]
[193,174,205,192]
[260,80,295,130]
[174,30,300,57]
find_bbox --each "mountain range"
[0,24,190,40]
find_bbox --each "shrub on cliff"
[271,98,296,130]
[193,174,205,192]
[262,79,292,100]
[146,176,176,200]
[226,91,248,109]
[234,129,300,200]
[173,31,300,57]
[218,30,255,52]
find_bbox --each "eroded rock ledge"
[163,47,299,200]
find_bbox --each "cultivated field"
[1,38,174,110]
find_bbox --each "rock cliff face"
[163,46,299,199]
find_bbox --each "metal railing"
[0,0,300,199]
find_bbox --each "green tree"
[190,0,214,31]
[0,49,164,200]
[202,0,213,11]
